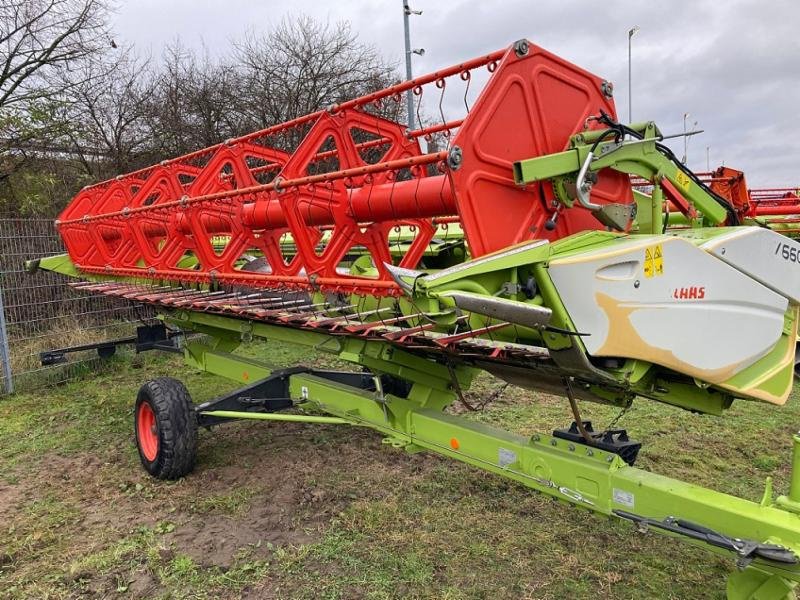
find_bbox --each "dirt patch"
[157,421,436,569]
[169,474,318,568]
[172,511,311,568]
[125,568,161,598]
[1,410,442,598]
[0,479,23,522]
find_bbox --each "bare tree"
[60,48,155,178]
[0,12,402,217]
[0,0,108,179]
[144,41,240,157]
[0,0,107,108]
[232,16,397,131]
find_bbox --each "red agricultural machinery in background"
[709,168,800,237]
[632,166,800,238]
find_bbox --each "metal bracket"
[195,367,391,428]
[39,323,178,366]
[594,202,638,231]
[553,421,642,465]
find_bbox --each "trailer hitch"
[613,509,799,567]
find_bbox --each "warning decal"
[675,171,691,193]
[644,244,664,278]
[654,244,664,276]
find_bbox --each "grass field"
[1,341,798,599]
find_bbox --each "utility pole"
[628,26,639,124]
[402,1,423,130]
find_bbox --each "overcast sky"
[113,0,800,187]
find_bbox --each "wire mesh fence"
[0,219,155,395]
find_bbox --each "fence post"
[0,279,13,395]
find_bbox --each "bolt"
[513,39,530,57]
[447,146,463,171]
[550,439,557,446]
[601,80,614,99]
[634,280,640,288]
[568,444,575,451]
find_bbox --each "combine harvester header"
[34,39,800,599]
[54,40,633,295]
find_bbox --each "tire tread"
[135,377,197,479]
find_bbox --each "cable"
[588,127,621,154]
[656,142,740,225]
[595,111,740,225]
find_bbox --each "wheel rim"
[137,401,159,462]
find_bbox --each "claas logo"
[672,286,706,299]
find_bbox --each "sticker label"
[644,244,663,278]
[654,245,664,276]
[675,171,691,192]
[498,448,517,468]
[612,488,634,508]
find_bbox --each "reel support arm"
[513,121,731,232]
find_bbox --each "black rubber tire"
[134,377,198,480]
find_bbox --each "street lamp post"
[682,113,698,165]
[402,1,423,130]
[628,26,639,124]
[683,113,689,163]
